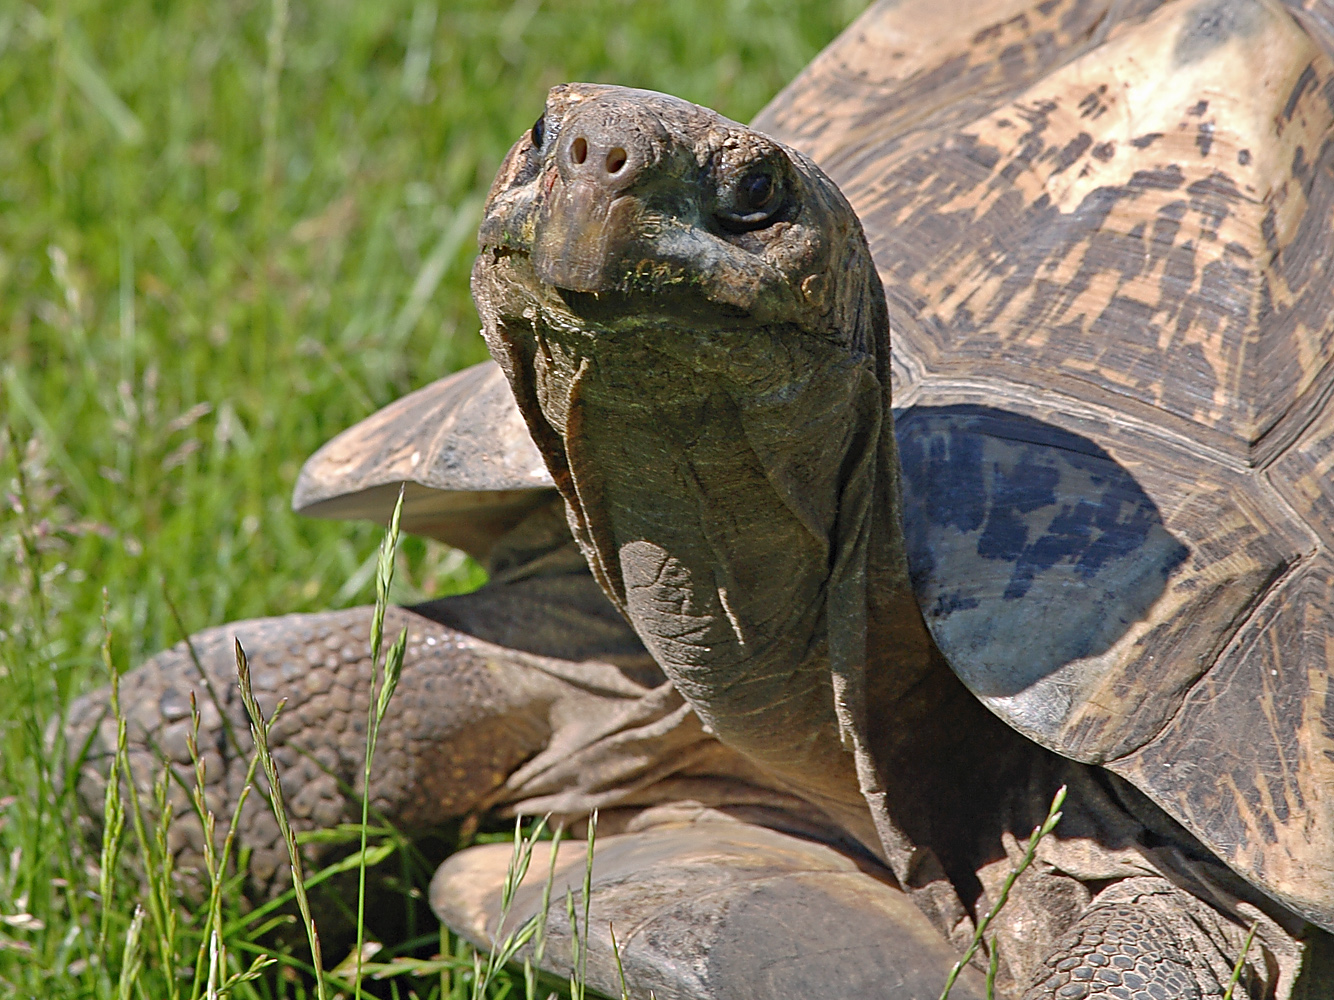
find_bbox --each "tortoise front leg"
[67,603,577,900]
[1022,879,1266,1000]
[1022,904,1208,1000]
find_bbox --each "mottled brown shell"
[756,0,1334,931]
[292,361,555,560]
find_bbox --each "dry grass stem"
[234,639,327,1000]
[354,486,408,998]
[939,785,1066,1000]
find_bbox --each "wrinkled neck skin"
[478,266,925,859]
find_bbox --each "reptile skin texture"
[67,605,574,899]
[1022,902,1224,1000]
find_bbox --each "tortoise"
[68,0,1334,996]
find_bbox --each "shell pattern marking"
[757,0,1334,931]
[896,407,1188,714]
[879,2,1334,462]
[769,0,1334,463]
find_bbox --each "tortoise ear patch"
[897,405,1188,709]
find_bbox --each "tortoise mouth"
[479,232,754,329]
[556,286,751,326]
[482,243,530,261]
[530,178,628,293]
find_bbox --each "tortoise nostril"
[606,147,627,174]
[571,137,588,164]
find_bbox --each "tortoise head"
[472,84,917,850]
[474,83,885,351]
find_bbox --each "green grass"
[0,0,867,995]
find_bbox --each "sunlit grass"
[1,0,867,994]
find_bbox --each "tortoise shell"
[292,361,554,560]
[294,0,1334,932]
[755,0,1334,931]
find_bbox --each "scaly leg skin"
[64,565,663,903]
[1022,905,1206,1000]
[1022,880,1263,1000]
[66,605,576,900]
[432,815,989,1000]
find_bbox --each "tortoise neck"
[500,311,931,852]
[482,264,944,856]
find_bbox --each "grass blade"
[940,785,1066,1000]
[60,37,144,145]
[234,639,328,1000]
[96,624,127,959]
[355,486,406,1000]
[1222,922,1258,1000]
[608,922,629,1000]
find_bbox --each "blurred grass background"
[3,0,866,673]
[0,0,867,993]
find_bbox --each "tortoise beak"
[532,178,619,293]
[531,103,657,293]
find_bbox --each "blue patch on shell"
[896,406,1189,705]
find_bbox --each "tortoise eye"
[737,171,776,213]
[531,114,546,149]
[717,163,786,232]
